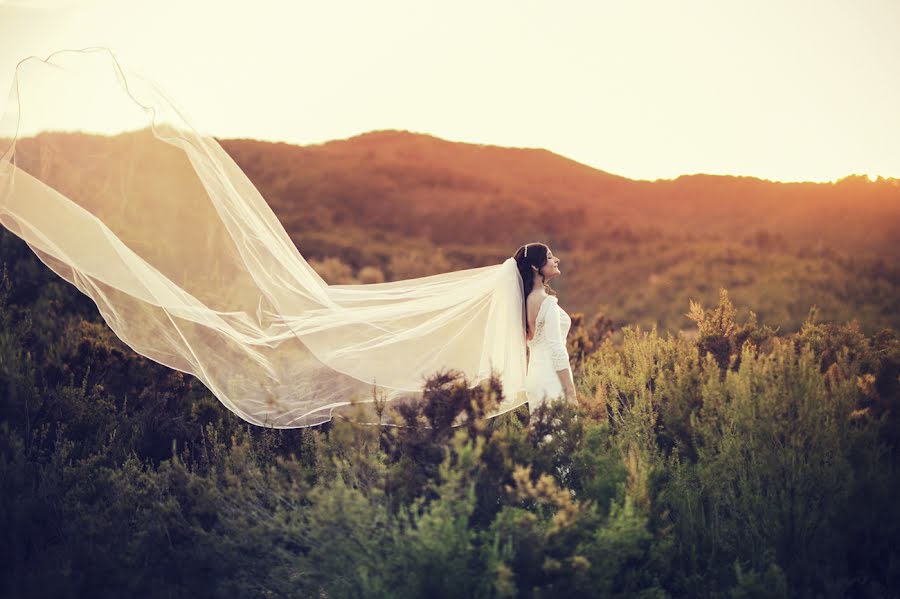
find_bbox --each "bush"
[2,256,899,597]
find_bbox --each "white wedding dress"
[525,295,572,411]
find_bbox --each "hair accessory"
[524,245,528,258]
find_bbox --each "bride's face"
[538,248,561,281]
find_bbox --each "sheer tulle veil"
[0,47,529,428]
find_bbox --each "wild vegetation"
[1,225,898,598]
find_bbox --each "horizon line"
[216,127,900,186]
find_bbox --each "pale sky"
[1,0,898,182]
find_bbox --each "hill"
[220,130,900,334]
[4,128,898,335]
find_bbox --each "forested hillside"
[7,129,898,336]
[221,131,900,336]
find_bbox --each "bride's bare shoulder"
[526,290,550,321]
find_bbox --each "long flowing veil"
[0,47,528,428]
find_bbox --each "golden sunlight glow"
[1,0,898,183]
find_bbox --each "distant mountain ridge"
[220,129,900,258]
[4,128,898,334]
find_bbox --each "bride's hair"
[513,242,557,339]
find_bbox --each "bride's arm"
[558,367,576,401]
[545,302,577,401]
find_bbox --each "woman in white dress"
[0,47,575,428]
[514,243,577,411]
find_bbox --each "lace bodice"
[527,295,572,371]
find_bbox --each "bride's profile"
[514,243,577,410]
[0,47,577,428]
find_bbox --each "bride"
[515,243,577,410]
[0,47,577,428]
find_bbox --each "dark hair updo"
[512,242,556,339]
